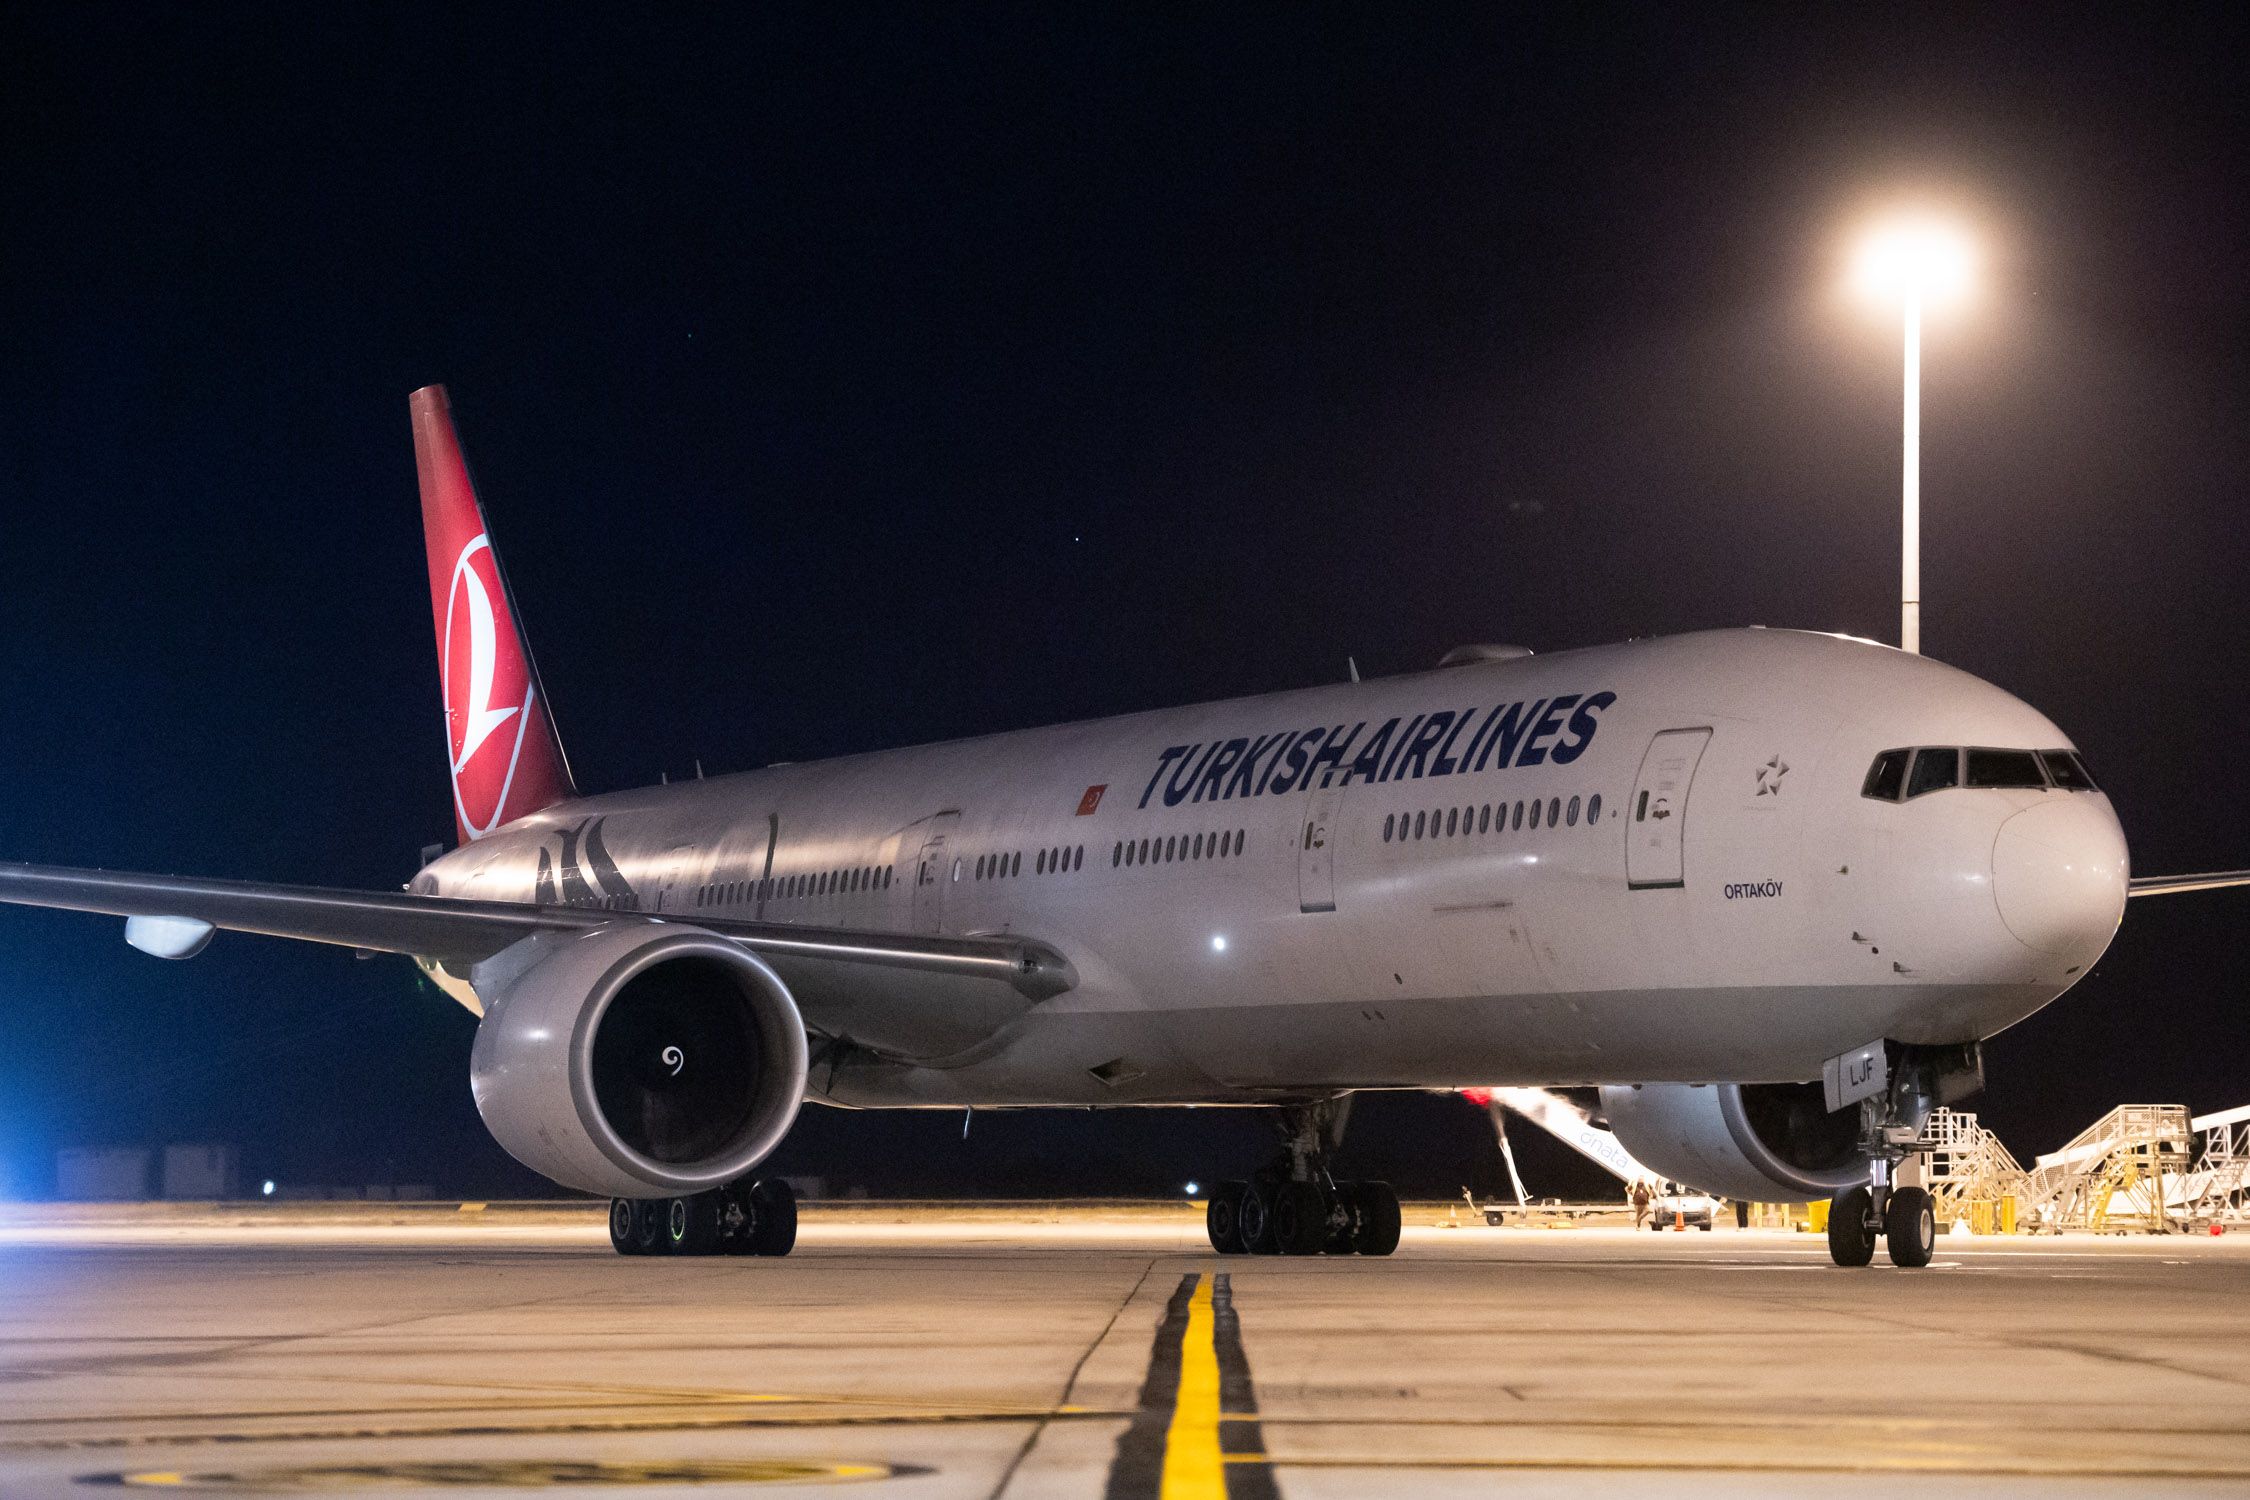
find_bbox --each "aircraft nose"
[1990,798,2129,957]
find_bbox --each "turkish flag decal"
[1076,784,1107,816]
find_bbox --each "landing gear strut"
[607,1177,797,1258]
[1205,1098,1401,1257]
[1824,1042,1976,1269]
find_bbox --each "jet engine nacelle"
[468,925,809,1198]
[1598,1082,1868,1203]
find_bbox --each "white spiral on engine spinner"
[661,1045,685,1077]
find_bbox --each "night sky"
[3,6,2245,1201]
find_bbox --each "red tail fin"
[411,386,576,844]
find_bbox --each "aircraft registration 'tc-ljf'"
[5,388,2244,1266]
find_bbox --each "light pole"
[1901,292,1920,653]
[1855,221,1970,655]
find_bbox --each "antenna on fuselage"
[1347,656,1360,684]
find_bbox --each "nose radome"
[1991,799,2129,957]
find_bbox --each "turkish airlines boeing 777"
[5,387,2242,1267]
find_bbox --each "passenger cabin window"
[1966,749,2045,789]
[1906,747,1960,798]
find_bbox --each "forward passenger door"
[1626,729,1712,890]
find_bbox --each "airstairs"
[1920,1103,2248,1234]
[2019,1105,2193,1233]
[1463,1090,2247,1234]
[2176,1104,2250,1228]
[1914,1107,2028,1231]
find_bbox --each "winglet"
[411,386,576,843]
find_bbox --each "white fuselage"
[418,628,2130,1109]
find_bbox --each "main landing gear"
[609,1177,797,1258]
[1204,1098,1401,1257]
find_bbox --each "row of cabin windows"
[1861,747,2099,802]
[976,845,1086,880]
[695,863,895,909]
[1383,793,1601,843]
[1112,828,1247,868]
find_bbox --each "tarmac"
[2,1203,2247,1497]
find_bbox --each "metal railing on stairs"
[2176,1104,2250,1228]
[1915,1108,2028,1232]
[2018,1104,2193,1233]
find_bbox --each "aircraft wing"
[0,861,1073,1000]
[2127,870,2250,897]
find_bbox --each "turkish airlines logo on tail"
[443,534,534,837]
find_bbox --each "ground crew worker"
[1630,1179,1653,1229]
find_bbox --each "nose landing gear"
[1826,1181,1936,1268]
[1204,1098,1402,1257]
[606,1176,798,1258]
[1824,1042,1974,1268]
[1827,1185,1877,1267]
[1885,1185,1936,1267]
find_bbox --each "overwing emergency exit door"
[1626,728,1712,889]
[1297,785,1345,913]
[910,812,960,934]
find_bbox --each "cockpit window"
[2041,750,2098,791]
[1867,744,2102,802]
[1965,748,2046,789]
[1905,747,1960,798]
[1861,749,1910,801]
